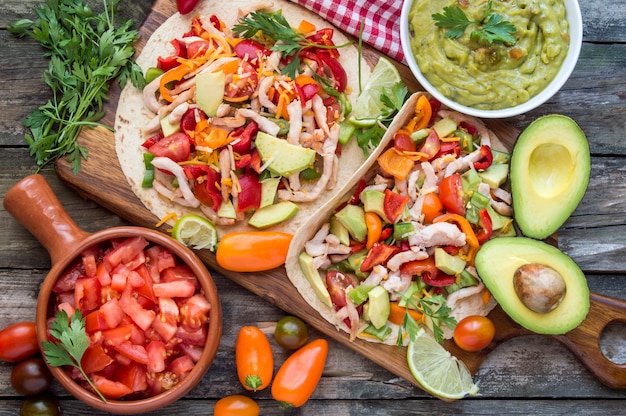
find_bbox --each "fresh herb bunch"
[354,82,409,154]
[432,0,516,45]
[397,294,457,346]
[42,310,107,402]
[232,10,351,79]
[9,0,145,173]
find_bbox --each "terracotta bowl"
[3,174,222,414]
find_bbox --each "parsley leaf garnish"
[232,10,351,79]
[432,0,516,45]
[9,0,144,173]
[396,294,457,346]
[42,310,107,402]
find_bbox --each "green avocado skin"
[475,237,589,335]
[510,114,590,240]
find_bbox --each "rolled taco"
[114,0,372,236]
[285,93,512,346]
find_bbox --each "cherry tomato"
[393,132,416,153]
[453,315,496,352]
[438,173,466,215]
[0,322,39,362]
[148,132,191,163]
[11,357,53,396]
[216,232,292,272]
[236,326,273,391]
[421,192,443,223]
[20,395,61,416]
[271,338,328,408]
[176,0,200,15]
[214,395,260,416]
[224,61,258,101]
[274,316,309,350]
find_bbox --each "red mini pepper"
[475,208,493,243]
[360,243,400,273]
[383,189,410,223]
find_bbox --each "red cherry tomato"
[0,322,39,362]
[214,395,260,416]
[438,173,466,215]
[176,0,200,15]
[453,315,496,352]
[393,132,416,153]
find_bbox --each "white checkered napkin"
[288,0,406,63]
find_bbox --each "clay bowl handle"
[553,292,626,388]
[3,174,91,266]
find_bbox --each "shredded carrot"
[156,212,178,228]
[295,74,317,87]
[219,59,240,75]
[275,92,292,120]
[441,136,460,143]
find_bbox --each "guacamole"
[408,0,570,110]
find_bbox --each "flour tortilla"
[285,93,506,345]
[114,0,372,237]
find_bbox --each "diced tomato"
[439,173,466,215]
[102,324,134,347]
[81,251,98,277]
[383,189,410,224]
[148,132,191,163]
[96,262,111,286]
[120,284,156,331]
[55,291,75,308]
[81,344,114,374]
[161,265,199,290]
[110,263,131,292]
[156,248,177,272]
[100,298,125,329]
[85,310,110,333]
[130,325,146,346]
[56,302,75,317]
[153,280,196,299]
[168,355,195,380]
[116,362,148,393]
[53,258,83,293]
[128,270,145,288]
[92,374,134,399]
[146,341,167,373]
[175,325,207,346]
[180,294,210,331]
[179,343,203,363]
[104,237,149,272]
[114,341,149,365]
[153,298,179,342]
[134,264,157,304]
[186,39,211,59]
[74,276,101,313]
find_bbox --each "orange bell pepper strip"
[388,302,423,326]
[433,213,480,250]
[159,64,190,102]
[365,212,383,250]
[377,147,415,181]
[413,94,432,131]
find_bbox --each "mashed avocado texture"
[408,0,570,109]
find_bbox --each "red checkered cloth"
[289,0,406,63]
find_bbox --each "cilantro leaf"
[396,293,457,344]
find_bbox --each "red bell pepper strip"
[383,189,410,223]
[422,273,456,287]
[399,256,438,279]
[157,39,187,71]
[317,50,347,92]
[360,243,400,273]
[475,208,493,244]
[230,121,258,155]
[473,145,493,170]
[236,172,262,213]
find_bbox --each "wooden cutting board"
[55,0,626,396]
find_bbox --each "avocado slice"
[361,189,386,220]
[475,237,589,334]
[335,204,367,242]
[248,201,299,229]
[510,115,590,239]
[196,70,225,116]
[298,252,332,307]
[255,131,316,177]
[366,286,390,329]
[330,216,350,246]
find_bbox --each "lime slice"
[349,57,402,127]
[171,214,218,251]
[406,329,479,400]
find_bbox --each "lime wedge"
[406,329,479,400]
[171,214,218,251]
[349,57,402,127]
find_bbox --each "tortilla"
[114,0,372,236]
[285,93,506,345]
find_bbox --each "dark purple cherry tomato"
[176,0,200,15]
[274,316,309,350]
[20,395,61,416]
[11,357,53,396]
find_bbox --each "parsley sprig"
[42,310,107,402]
[232,10,352,78]
[432,0,516,45]
[9,0,145,173]
[396,294,457,346]
[354,82,409,154]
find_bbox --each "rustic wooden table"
[1,0,626,414]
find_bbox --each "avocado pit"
[513,263,566,313]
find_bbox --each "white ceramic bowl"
[400,0,583,118]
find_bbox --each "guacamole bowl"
[400,0,582,118]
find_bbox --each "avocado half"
[510,115,590,239]
[475,237,589,334]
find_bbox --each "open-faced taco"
[286,93,514,346]
[114,0,372,236]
